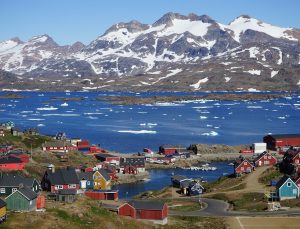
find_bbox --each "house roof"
[0,173,36,188]
[18,187,38,200]
[267,134,300,139]
[0,155,23,164]
[254,151,275,162]
[276,175,294,189]
[127,200,166,210]
[189,181,204,189]
[119,157,145,167]
[234,158,254,168]
[46,167,79,185]
[94,169,110,181]
[95,154,119,160]
[77,172,93,181]
[180,179,192,188]
[171,175,187,182]
[0,198,6,208]
[43,141,73,148]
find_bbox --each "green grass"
[258,168,282,185]
[231,192,267,211]
[47,208,90,227]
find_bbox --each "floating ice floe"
[247,106,263,109]
[28,118,45,121]
[117,130,157,134]
[37,124,45,127]
[202,131,219,136]
[37,106,58,111]
[200,116,207,119]
[42,113,80,117]
[60,102,68,107]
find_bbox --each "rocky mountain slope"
[0,12,300,91]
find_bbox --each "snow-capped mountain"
[1,12,300,91]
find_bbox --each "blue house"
[276,176,299,200]
[77,172,94,190]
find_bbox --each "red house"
[159,145,186,156]
[118,200,168,225]
[292,152,300,165]
[294,177,300,187]
[263,134,300,150]
[234,158,254,176]
[254,151,277,167]
[0,156,26,170]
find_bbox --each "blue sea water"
[1,91,300,198]
[1,91,300,153]
[114,162,232,199]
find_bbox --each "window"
[30,201,32,205]
[265,161,269,165]
[244,162,247,165]
[241,167,245,171]
[68,184,76,189]
[293,189,297,195]
[12,188,17,192]
[0,188,5,194]
[296,160,299,164]
[287,182,292,187]
[58,185,63,189]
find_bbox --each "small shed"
[85,190,118,201]
[276,176,299,200]
[0,199,6,223]
[118,200,168,225]
[5,187,37,212]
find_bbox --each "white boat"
[60,102,68,107]
[37,106,58,111]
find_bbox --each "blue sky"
[1,0,299,45]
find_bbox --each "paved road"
[170,198,300,217]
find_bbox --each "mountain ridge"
[0,12,300,92]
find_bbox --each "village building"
[254,151,277,167]
[118,200,168,225]
[93,170,111,190]
[69,138,82,146]
[0,145,13,154]
[159,145,186,156]
[1,121,15,130]
[95,154,121,165]
[77,172,94,190]
[0,156,27,171]
[41,167,79,195]
[11,127,24,136]
[55,132,66,140]
[24,128,39,136]
[171,175,193,188]
[0,173,40,196]
[276,176,299,200]
[5,187,38,212]
[85,190,118,201]
[264,134,300,150]
[233,157,254,176]
[0,199,6,223]
[188,180,204,196]
[0,128,5,137]
[42,141,77,153]
[119,157,145,174]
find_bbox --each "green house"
[5,187,37,212]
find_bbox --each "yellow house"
[93,170,111,190]
[0,199,7,223]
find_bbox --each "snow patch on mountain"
[244,69,261,75]
[271,70,279,78]
[190,77,209,89]
[224,77,231,82]
[227,16,296,42]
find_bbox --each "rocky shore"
[115,171,150,184]
[97,93,295,105]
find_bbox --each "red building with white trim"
[234,158,254,176]
[254,151,277,167]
